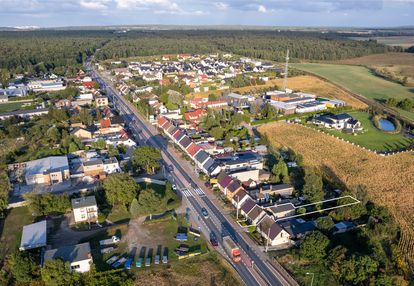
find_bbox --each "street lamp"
[306,272,315,286]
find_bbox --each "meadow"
[292,63,414,120]
[310,111,412,152]
[258,122,414,270]
[349,36,414,48]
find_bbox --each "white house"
[71,196,98,224]
[43,242,93,273]
[257,215,291,247]
[103,157,121,174]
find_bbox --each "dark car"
[201,207,209,218]
[210,232,218,247]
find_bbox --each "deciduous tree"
[102,173,139,207]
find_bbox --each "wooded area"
[0,30,400,76]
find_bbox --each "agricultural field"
[292,63,414,120]
[337,52,414,87]
[187,75,367,109]
[309,111,412,152]
[0,102,26,112]
[349,36,414,48]
[258,122,414,269]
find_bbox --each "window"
[71,264,80,269]
[81,215,86,219]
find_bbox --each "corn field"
[259,122,414,270]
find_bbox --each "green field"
[310,111,412,152]
[0,207,34,260]
[0,102,26,112]
[292,63,414,120]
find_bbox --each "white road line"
[193,188,205,196]
[180,189,193,197]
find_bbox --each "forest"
[0,29,400,76]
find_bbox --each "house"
[43,242,93,273]
[267,203,296,219]
[245,204,266,225]
[279,219,317,239]
[226,180,244,200]
[71,127,93,139]
[71,196,98,223]
[20,220,47,251]
[95,96,109,107]
[13,156,70,185]
[254,184,295,198]
[103,157,121,174]
[184,109,207,124]
[240,197,256,218]
[257,215,291,247]
[312,113,362,132]
[82,160,104,177]
[217,174,233,195]
[231,189,250,209]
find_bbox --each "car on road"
[201,207,209,218]
[168,165,174,172]
[210,232,219,247]
[135,257,143,268]
[172,184,177,191]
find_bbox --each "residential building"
[312,113,361,131]
[71,196,98,223]
[0,108,49,120]
[95,96,109,107]
[184,109,207,124]
[245,204,266,225]
[226,179,244,200]
[279,219,317,239]
[82,160,104,177]
[267,203,296,219]
[231,189,250,209]
[103,157,121,174]
[43,242,93,273]
[257,215,291,247]
[71,127,93,139]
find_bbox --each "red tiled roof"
[184,109,206,122]
[187,143,202,157]
[100,118,111,128]
[158,116,168,127]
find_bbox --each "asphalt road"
[86,59,293,286]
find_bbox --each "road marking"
[181,188,193,197]
[193,187,205,196]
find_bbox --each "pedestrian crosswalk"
[193,187,205,196]
[181,188,192,197]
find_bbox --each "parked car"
[162,255,168,264]
[154,254,160,265]
[125,257,133,270]
[112,257,127,268]
[100,247,115,254]
[100,236,120,246]
[135,257,143,268]
[106,256,119,265]
[201,207,209,218]
[145,256,151,267]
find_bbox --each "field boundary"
[287,121,414,156]
[292,66,414,126]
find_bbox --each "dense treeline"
[95,30,398,62]
[0,31,110,75]
[0,30,398,76]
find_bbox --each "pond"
[378,118,396,131]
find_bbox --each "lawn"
[0,102,25,112]
[0,206,34,260]
[292,63,414,120]
[310,111,412,152]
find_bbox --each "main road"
[86,59,296,286]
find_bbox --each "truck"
[99,236,120,246]
[222,236,241,263]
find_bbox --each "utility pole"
[265,227,270,252]
[283,49,289,92]
[236,195,240,220]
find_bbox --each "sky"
[0,0,413,28]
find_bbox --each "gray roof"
[202,157,215,170]
[83,159,103,167]
[258,216,285,240]
[44,242,92,264]
[26,156,69,177]
[195,150,209,164]
[269,203,295,213]
[0,108,49,118]
[104,157,118,164]
[71,196,97,209]
[179,136,192,148]
[20,220,47,250]
[176,132,186,142]
[279,219,316,238]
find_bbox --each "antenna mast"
[283,49,289,91]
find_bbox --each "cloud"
[214,2,229,10]
[80,0,110,10]
[258,5,267,13]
